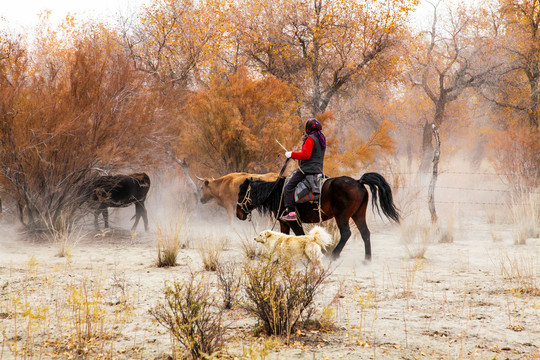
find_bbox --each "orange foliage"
[0,22,172,229]
[487,122,540,187]
[180,65,300,175]
[324,119,396,177]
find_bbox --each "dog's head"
[255,230,273,244]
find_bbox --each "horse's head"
[236,178,253,220]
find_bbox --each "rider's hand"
[285,151,292,159]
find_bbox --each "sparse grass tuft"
[197,235,226,271]
[1,264,136,359]
[400,212,435,259]
[43,212,83,257]
[498,251,539,295]
[237,228,264,260]
[401,258,425,297]
[348,286,378,344]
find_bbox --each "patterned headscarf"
[305,118,326,151]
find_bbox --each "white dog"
[254,226,333,268]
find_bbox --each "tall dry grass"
[156,211,188,267]
[509,190,540,245]
[197,234,227,271]
[400,211,435,259]
[498,250,539,295]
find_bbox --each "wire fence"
[374,170,539,207]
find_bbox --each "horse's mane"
[239,177,285,217]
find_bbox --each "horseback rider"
[280,118,327,221]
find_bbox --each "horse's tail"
[358,172,400,224]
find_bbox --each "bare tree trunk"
[428,124,440,223]
[418,120,434,175]
[167,150,200,201]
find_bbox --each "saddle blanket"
[292,173,327,204]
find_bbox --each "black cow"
[89,173,150,231]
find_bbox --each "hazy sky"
[0,0,447,35]
[0,0,152,33]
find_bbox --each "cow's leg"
[102,208,110,229]
[94,209,101,230]
[141,203,149,231]
[132,202,148,231]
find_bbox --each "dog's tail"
[308,226,333,250]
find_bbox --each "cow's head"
[197,177,214,204]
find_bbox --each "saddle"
[293,173,328,204]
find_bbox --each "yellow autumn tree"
[180,65,300,174]
[232,0,418,116]
[478,0,540,184]
[122,0,234,88]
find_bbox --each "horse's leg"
[331,216,352,260]
[289,221,305,235]
[352,198,371,261]
[279,221,291,234]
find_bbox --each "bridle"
[237,158,290,224]
[236,183,253,216]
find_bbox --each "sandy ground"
[1,189,539,359]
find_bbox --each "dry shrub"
[0,24,172,233]
[242,256,330,341]
[156,212,188,267]
[215,259,243,309]
[150,273,225,359]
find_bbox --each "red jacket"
[291,136,314,160]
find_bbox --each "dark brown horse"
[88,173,150,231]
[236,172,400,261]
